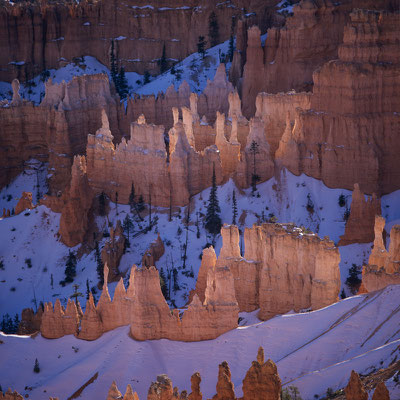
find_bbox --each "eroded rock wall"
[276,8,400,196]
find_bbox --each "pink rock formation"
[339,184,381,246]
[40,299,79,339]
[372,382,390,400]
[212,361,235,400]
[18,307,43,335]
[101,221,126,281]
[362,216,400,292]
[276,9,400,196]
[241,348,281,400]
[194,224,340,318]
[14,192,33,215]
[142,233,165,267]
[344,370,368,400]
[188,373,202,400]
[58,155,93,247]
[77,293,103,341]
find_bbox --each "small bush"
[25,258,32,269]
[33,358,40,373]
[338,194,346,207]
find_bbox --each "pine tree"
[64,251,77,284]
[158,43,168,73]
[117,67,129,99]
[115,191,119,216]
[33,358,40,373]
[228,16,235,62]
[159,267,169,300]
[208,11,219,47]
[232,190,238,225]
[98,192,106,216]
[110,40,118,88]
[205,165,222,236]
[123,214,133,246]
[197,36,207,59]
[129,183,136,213]
[137,195,145,212]
[250,140,260,195]
[86,279,90,300]
[173,268,180,293]
[143,70,151,84]
[95,241,104,286]
[71,284,83,306]
[13,313,19,332]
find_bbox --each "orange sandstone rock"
[142,233,165,267]
[362,216,400,292]
[58,155,93,247]
[77,293,102,341]
[339,184,381,246]
[372,381,390,400]
[344,370,368,400]
[188,373,202,400]
[14,192,33,215]
[212,361,236,400]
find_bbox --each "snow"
[1,164,399,321]
[0,285,399,400]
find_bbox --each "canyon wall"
[362,216,400,292]
[239,0,398,117]
[0,0,278,82]
[0,74,123,193]
[40,262,239,342]
[193,224,341,319]
[275,8,400,195]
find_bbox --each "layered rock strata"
[276,8,400,195]
[0,0,274,81]
[362,216,400,292]
[338,184,381,246]
[42,262,238,342]
[194,224,340,319]
[240,0,397,116]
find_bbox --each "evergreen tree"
[249,140,260,195]
[33,358,40,373]
[159,267,169,300]
[158,43,168,74]
[143,70,151,84]
[346,264,361,294]
[129,183,136,213]
[173,268,180,293]
[86,279,90,300]
[95,241,104,286]
[208,11,219,47]
[205,165,222,236]
[110,40,118,87]
[197,36,207,59]
[71,284,83,306]
[137,195,145,212]
[117,67,129,99]
[98,192,106,216]
[232,190,238,225]
[63,251,77,284]
[228,16,235,62]
[123,214,133,246]
[13,313,19,332]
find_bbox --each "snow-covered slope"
[1,166,399,318]
[1,285,399,400]
[0,36,233,105]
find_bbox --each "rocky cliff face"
[345,370,368,400]
[42,260,238,342]
[58,155,93,247]
[0,0,276,82]
[362,216,400,292]
[339,184,381,246]
[0,73,122,195]
[193,224,340,319]
[239,0,398,117]
[142,233,165,267]
[14,192,34,215]
[276,8,400,196]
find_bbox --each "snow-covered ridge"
[1,285,399,400]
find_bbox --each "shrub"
[33,358,40,373]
